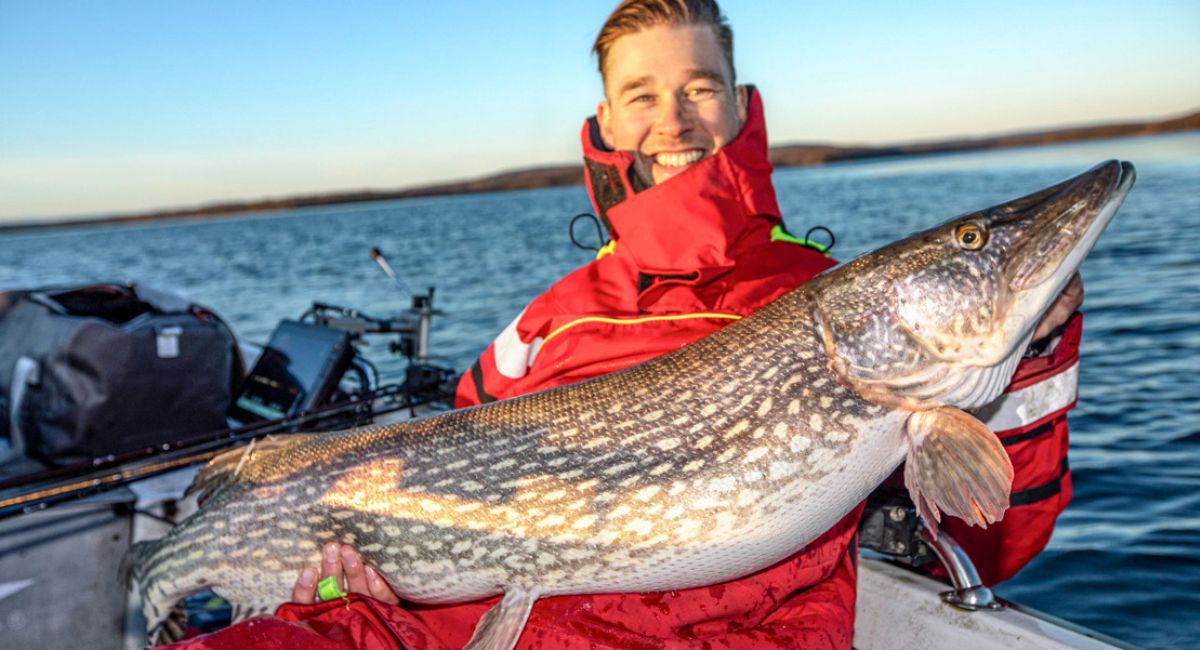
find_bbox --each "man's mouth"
[653,150,705,168]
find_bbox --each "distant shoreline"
[4,109,1197,235]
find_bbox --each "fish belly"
[379,417,912,602]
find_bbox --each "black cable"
[569,213,608,252]
[805,225,836,253]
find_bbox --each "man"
[180,1,1082,648]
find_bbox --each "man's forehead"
[603,24,732,96]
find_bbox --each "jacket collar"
[580,87,781,278]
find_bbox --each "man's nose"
[654,93,694,137]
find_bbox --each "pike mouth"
[1000,160,1134,348]
[1008,160,1135,294]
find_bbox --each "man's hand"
[1032,272,1084,343]
[292,542,400,605]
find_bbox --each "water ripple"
[2,132,1198,649]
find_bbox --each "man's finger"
[1065,273,1084,303]
[365,565,401,605]
[321,542,344,587]
[1033,273,1084,341]
[341,544,371,595]
[292,567,318,604]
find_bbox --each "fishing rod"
[370,247,414,296]
[0,384,447,520]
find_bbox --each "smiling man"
[171,1,1082,649]
[595,21,747,187]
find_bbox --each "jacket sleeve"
[939,312,1083,585]
[454,310,543,408]
[454,342,508,408]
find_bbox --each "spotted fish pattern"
[133,290,899,622]
[130,160,1135,650]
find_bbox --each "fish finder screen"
[230,320,351,423]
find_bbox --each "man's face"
[597,24,748,187]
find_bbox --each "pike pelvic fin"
[464,588,540,650]
[903,407,1014,538]
[186,434,316,505]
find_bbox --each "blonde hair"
[593,0,735,85]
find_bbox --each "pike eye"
[955,224,986,250]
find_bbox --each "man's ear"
[735,84,748,126]
[596,100,616,149]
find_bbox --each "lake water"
[2,132,1198,649]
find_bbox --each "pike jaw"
[813,160,1135,410]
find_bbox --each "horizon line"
[3,105,1197,231]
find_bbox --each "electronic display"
[228,320,352,424]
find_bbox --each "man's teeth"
[654,151,704,167]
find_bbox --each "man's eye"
[688,87,717,99]
[629,94,655,105]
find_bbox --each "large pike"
[130,161,1135,649]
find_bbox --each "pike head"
[811,160,1135,410]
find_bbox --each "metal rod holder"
[917,524,1005,611]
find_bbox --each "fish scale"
[130,160,1135,650]
[135,290,890,621]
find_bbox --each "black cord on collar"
[569,213,609,252]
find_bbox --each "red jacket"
[445,89,860,650]
[166,89,1076,650]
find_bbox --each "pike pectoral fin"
[464,588,540,650]
[903,407,1014,538]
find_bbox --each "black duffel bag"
[0,283,242,465]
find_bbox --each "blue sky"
[1,1,1197,222]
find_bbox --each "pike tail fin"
[123,534,213,641]
[903,406,1014,538]
[119,539,152,589]
[121,536,177,639]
